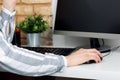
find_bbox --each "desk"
[51,48,120,80]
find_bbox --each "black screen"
[55,0,120,34]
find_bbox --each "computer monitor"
[53,0,120,51]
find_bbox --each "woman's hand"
[66,48,102,67]
[3,0,17,12]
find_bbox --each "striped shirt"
[0,7,67,76]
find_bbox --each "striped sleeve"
[0,31,66,76]
[0,8,67,76]
[0,6,15,29]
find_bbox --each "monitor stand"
[90,38,111,53]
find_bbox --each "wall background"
[0,0,53,45]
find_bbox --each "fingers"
[87,48,102,57]
[78,48,102,63]
[88,52,102,63]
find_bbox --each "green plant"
[18,14,49,33]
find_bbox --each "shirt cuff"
[61,56,68,67]
[2,6,16,17]
[59,56,68,72]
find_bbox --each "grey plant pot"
[27,33,40,47]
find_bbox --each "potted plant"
[18,14,49,47]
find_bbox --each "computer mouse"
[84,57,103,64]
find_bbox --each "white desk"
[51,48,120,80]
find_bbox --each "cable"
[102,51,111,58]
[98,38,105,47]
[102,45,120,58]
[111,45,120,51]
[101,39,105,46]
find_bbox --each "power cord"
[102,51,111,58]
[102,45,120,58]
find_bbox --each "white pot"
[27,33,40,47]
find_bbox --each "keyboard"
[23,47,75,56]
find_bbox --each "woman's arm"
[0,33,65,76]
[0,0,66,76]
[3,0,16,12]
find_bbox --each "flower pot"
[27,33,40,47]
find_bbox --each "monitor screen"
[54,0,120,39]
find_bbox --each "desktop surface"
[51,47,120,80]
